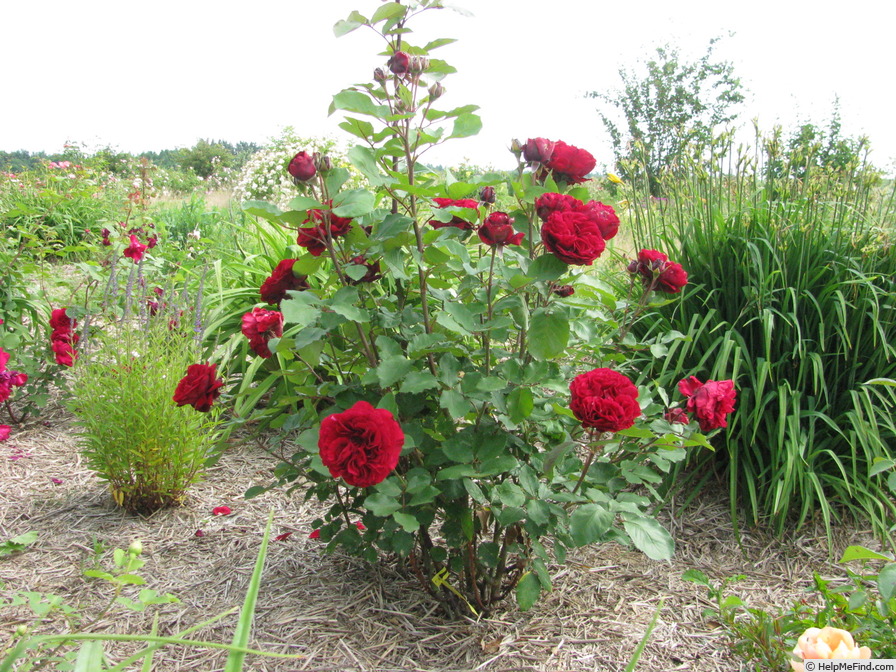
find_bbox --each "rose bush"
[228,1,735,615]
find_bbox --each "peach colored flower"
[790,626,872,671]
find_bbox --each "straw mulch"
[0,411,879,672]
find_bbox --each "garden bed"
[0,410,870,671]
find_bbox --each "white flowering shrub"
[232,128,358,208]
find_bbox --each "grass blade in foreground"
[224,509,274,672]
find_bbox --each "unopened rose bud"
[428,82,444,101]
[15,625,28,637]
[479,186,496,204]
[287,151,316,182]
[373,67,387,84]
[509,139,522,157]
[128,540,143,556]
[313,152,332,173]
[387,51,410,76]
[409,55,429,74]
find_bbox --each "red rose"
[535,192,582,221]
[479,186,496,204]
[51,339,77,367]
[49,308,74,332]
[0,349,28,402]
[629,249,688,293]
[387,51,410,76]
[241,308,284,359]
[541,210,606,265]
[544,140,596,184]
[173,363,224,413]
[578,200,620,241]
[260,259,309,305]
[522,137,556,163]
[123,234,147,262]
[678,377,736,432]
[287,151,316,182]
[552,284,575,298]
[664,407,690,425]
[569,368,640,433]
[296,207,353,257]
[318,400,404,488]
[429,197,479,230]
[478,212,524,248]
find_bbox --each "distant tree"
[590,37,744,195]
[0,150,45,172]
[177,139,232,178]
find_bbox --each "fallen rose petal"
[212,506,232,516]
[274,532,293,541]
[50,478,63,485]
[308,529,321,539]
[194,529,205,537]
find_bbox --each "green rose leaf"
[331,189,375,218]
[392,512,419,533]
[363,493,401,517]
[622,513,675,560]
[877,563,896,601]
[449,113,482,139]
[570,503,614,547]
[515,571,541,611]
[377,355,413,388]
[527,310,569,361]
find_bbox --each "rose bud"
[428,82,444,101]
[522,137,556,163]
[479,186,496,204]
[373,67,387,84]
[409,55,429,75]
[287,151,316,182]
[313,152,331,173]
[387,51,410,76]
[509,139,523,158]
[552,284,575,298]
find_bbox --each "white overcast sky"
[2,0,894,173]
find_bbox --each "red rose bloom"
[173,363,224,412]
[678,377,736,432]
[569,368,640,433]
[478,212,524,248]
[49,308,73,332]
[260,259,309,305]
[287,151,316,182]
[578,200,620,241]
[535,192,582,221]
[318,400,404,488]
[51,339,77,367]
[479,186,496,204]
[552,284,575,297]
[387,51,410,76]
[541,210,606,265]
[241,307,284,359]
[296,207,353,257]
[49,308,78,367]
[0,349,28,403]
[544,140,596,184]
[123,234,147,262]
[522,137,556,163]
[429,197,479,230]
[664,407,690,425]
[629,249,688,293]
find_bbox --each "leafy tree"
[176,139,232,179]
[590,38,744,195]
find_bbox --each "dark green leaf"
[622,514,674,560]
[515,572,540,611]
[528,310,570,361]
[570,504,614,546]
[363,493,401,516]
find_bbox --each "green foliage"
[684,545,896,668]
[0,532,38,559]
[230,1,724,616]
[621,133,896,548]
[68,309,222,514]
[177,139,233,179]
[591,37,744,196]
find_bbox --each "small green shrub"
[68,309,222,513]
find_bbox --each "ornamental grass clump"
[69,309,222,514]
[226,1,734,616]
